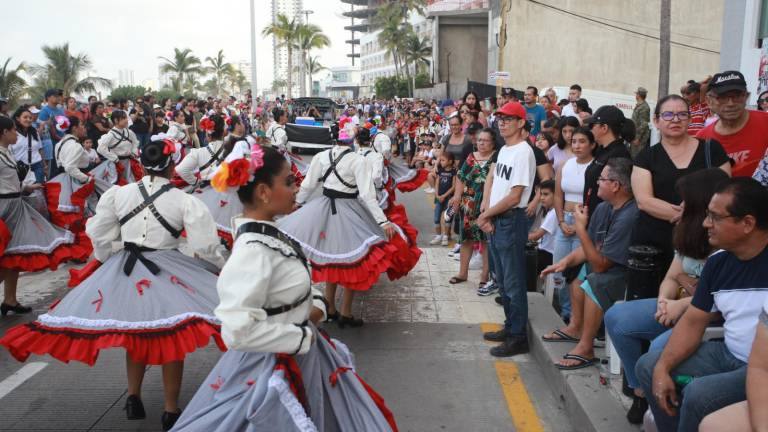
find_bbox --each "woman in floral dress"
[449,128,495,289]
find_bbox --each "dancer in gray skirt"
[1,139,227,431]
[172,144,398,432]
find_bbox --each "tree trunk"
[286,46,293,98]
[308,70,313,97]
[658,0,671,98]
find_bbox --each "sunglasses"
[759,98,768,104]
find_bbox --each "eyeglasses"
[659,111,691,121]
[496,116,519,124]
[759,98,768,104]
[704,210,739,223]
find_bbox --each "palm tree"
[0,58,26,107]
[29,44,111,98]
[158,48,203,94]
[271,79,287,96]
[306,56,327,97]
[262,14,299,98]
[377,11,407,77]
[295,24,330,97]
[404,33,432,94]
[226,69,249,97]
[205,49,234,97]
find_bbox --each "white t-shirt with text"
[488,142,536,210]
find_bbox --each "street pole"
[300,10,314,98]
[658,0,671,98]
[249,0,258,106]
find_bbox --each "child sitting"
[528,180,556,272]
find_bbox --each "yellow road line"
[494,362,545,432]
[480,323,545,431]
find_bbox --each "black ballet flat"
[338,315,364,329]
[0,302,32,316]
[124,394,146,420]
[161,409,182,431]
[324,311,340,322]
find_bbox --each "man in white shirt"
[561,84,582,118]
[477,101,536,357]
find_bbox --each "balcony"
[342,7,377,19]
[344,23,369,32]
[427,0,489,13]
[340,0,369,5]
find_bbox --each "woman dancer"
[0,116,91,315]
[10,105,45,184]
[46,116,118,230]
[1,140,227,431]
[97,110,142,185]
[266,107,307,186]
[277,129,399,328]
[166,110,190,154]
[171,144,398,432]
[176,114,244,246]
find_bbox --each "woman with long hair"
[10,105,45,184]
[462,91,487,126]
[547,116,579,172]
[1,139,227,431]
[604,168,729,425]
[97,110,142,185]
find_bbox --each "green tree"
[295,24,330,97]
[404,33,432,95]
[306,56,327,97]
[158,48,203,94]
[262,14,299,98]
[374,76,409,100]
[226,69,249,97]
[205,49,234,97]
[29,43,111,98]
[414,72,431,89]
[0,58,26,107]
[376,7,407,78]
[109,85,149,102]
[153,88,179,106]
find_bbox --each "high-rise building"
[271,0,303,97]
[118,69,135,87]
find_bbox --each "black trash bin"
[625,245,664,301]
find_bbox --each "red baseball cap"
[494,102,526,119]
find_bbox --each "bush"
[415,72,431,89]
[109,85,149,102]
[374,76,409,100]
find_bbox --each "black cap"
[585,105,626,127]
[501,87,514,97]
[44,88,62,99]
[708,70,747,95]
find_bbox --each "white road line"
[0,362,48,400]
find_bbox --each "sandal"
[449,276,467,284]
[555,353,597,370]
[542,328,580,343]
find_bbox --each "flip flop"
[542,329,580,343]
[555,354,597,370]
[449,276,467,284]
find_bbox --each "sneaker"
[477,280,498,296]
[429,234,443,245]
[469,251,482,270]
[447,243,461,257]
[424,187,435,194]
[490,336,529,357]
[626,395,648,425]
[440,235,448,246]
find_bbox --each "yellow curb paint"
[494,362,545,432]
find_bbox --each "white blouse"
[55,135,91,183]
[10,131,42,165]
[266,122,288,151]
[85,176,225,266]
[297,145,388,225]
[175,140,225,184]
[167,122,189,145]
[358,146,385,189]
[215,218,326,354]
[373,133,392,161]
[0,146,21,194]
[97,127,139,162]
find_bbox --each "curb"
[526,292,636,432]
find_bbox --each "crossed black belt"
[123,242,159,276]
[0,192,21,199]
[323,188,358,215]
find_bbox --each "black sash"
[118,182,182,238]
[236,221,311,317]
[108,129,130,149]
[319,148,356,189]
[323,188,359,215]
[198,144,226,172]
[122,243,159,276]
[0,192,21,199]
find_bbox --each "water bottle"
[599,359,610,386]
[673,374,694,390]
[444,205,455,223]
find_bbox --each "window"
[760,0,768,40]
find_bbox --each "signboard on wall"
[758,38,768,96]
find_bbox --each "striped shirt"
[687,101,710,135]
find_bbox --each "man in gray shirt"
[541,158,639,369]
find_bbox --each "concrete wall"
[496,0,724,100]
[437,16,489,89]
[414,82,448,100]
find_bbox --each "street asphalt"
[0,153,574,432]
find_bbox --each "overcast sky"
[2,0,353,92]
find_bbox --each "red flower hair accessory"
[55,115,70,133]
[199,117,215,132]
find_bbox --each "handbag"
[14,133,32,181]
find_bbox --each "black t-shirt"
[529,143,549,203]
[130,110,149,134]
[584,139,632,218]
[184,110,194,126]
[631,138,729,254]
[436,165,457,197]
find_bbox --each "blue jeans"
[554,212,580,319]
[30,161,45,183]
[604,299,668,389]
[434,198,448,226]
[489,209,528,336]
[135,133,150,149]
[197,131,208,147]
[636,341,747,432]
